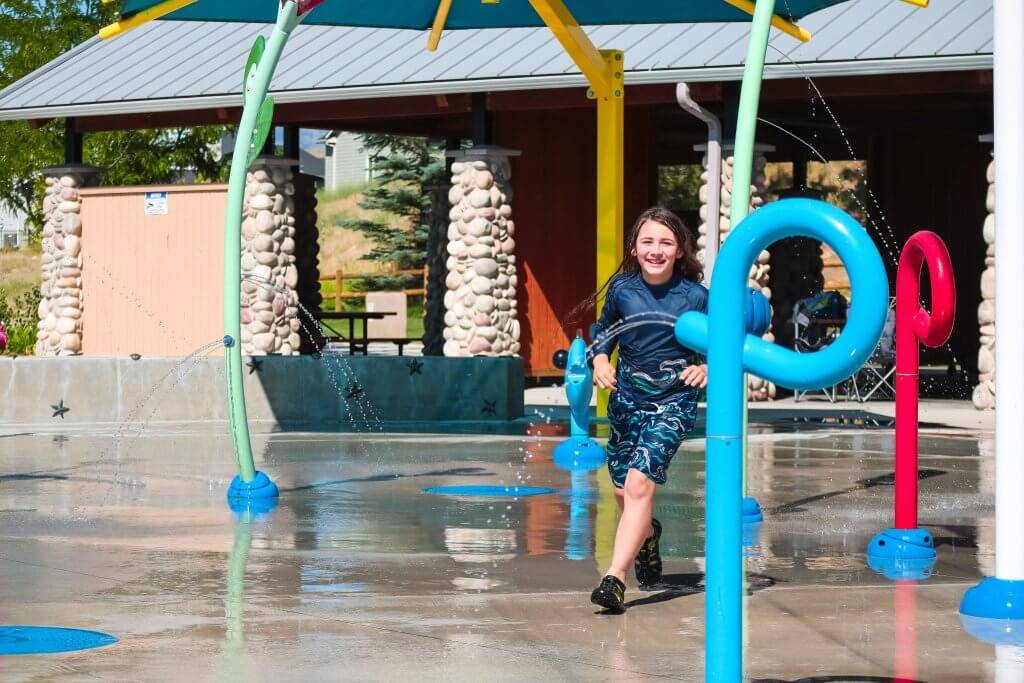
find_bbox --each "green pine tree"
[338,134,446,291]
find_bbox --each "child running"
[587,206,708,613]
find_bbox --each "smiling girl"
[587,207,708,613]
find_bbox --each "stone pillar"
[291,172,322,355]
[443,146,521,357]
[36,165,103,356]
[974,143,996,410]
[698,144,776,400]
[240,157,302,355]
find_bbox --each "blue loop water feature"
[0,626,117,655]
[675,197,888,682]
[423,485,556,497]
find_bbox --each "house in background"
[0,203,27,249]
[217,131,327,186]
[300,146,325,187]
[322,131,373,192]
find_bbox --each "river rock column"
[974,148,996,410]
[443,147,521,357]
[698,144,776,400]
[36,165,103,356]
[240,157,302,355]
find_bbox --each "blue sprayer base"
[227,471,279,514]
[961,577,1024,621]
[867,527,936,561]
[741,496,763,524]
[553,438,606,470]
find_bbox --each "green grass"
[407,302,424,339]
[0,244,41,308]
[316,181,371,205]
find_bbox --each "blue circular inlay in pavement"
[0,626,118,655]
[423,485,556,497]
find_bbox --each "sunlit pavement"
[0,406,999,680]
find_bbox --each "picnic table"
[316,311,396,356]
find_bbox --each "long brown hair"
[567,207,703,325]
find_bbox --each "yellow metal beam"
[99,0,197,39]
[900,0,929,6]
[528,0,615,98]
[595,49,624,309]
[426,0,453,52]
[594,50,625,417]
[722,0,813,42]
[529,0,623,415]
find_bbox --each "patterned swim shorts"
[606,360,699,488]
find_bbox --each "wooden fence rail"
[318,267,427,311]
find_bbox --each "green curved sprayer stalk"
[730,0,776,498]
[223,1,302,483]
[731,6,775,679]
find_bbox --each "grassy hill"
[315,182,424,338]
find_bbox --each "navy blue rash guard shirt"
[590,271,708,375]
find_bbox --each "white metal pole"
[676,83,721,287]
[995,645,1024,683]
[993,0,1024,581]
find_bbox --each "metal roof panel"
[0,0,993,121]
[784,0,891,62]
[935,5,993,55]
[897,1,984,57]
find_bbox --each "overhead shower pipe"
[676,83,721,286]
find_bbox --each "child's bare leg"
[605,469,655,582]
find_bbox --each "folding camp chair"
[849,297,896,402]
[792,291,848,402]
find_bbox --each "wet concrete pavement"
[0,418,1003,681]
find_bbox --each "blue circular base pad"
[553,438,606,472]
[867,527,937,562]
[742,496,763,524]
[227,471,279,515]
[423,485,556,497]
[0,626,117,655]
[961,577,1024,620]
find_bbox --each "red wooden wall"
[494,104,656,375]
[868,129,989,374]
